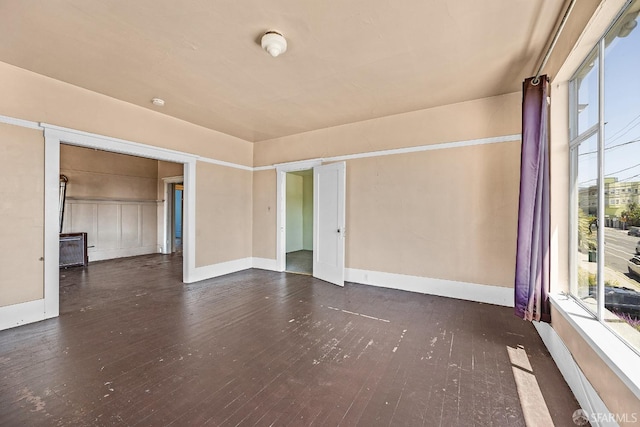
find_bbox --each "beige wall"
[252,93,522,288]
[252,170,277,260]
[195,162,252,267]
[0,58,254,300]
[158,161,184,180]
[0,123,44,307]
[254,93,521,167]
[60,145,162,260]
[156,160,184,203]
[0,61,253,167]
[346,141,520,286]
[61,144,158,200]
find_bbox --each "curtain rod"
[532,0,577,85]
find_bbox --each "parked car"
[587,281,640,317]
[628,227,640,237]
[629,256,640,278]
[605,285,640,318]
[637,240,640,255]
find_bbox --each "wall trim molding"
[90,246,160,263]
[0,115,252,172]
[0,299,47,331]
[533,321,612,427]
[66,197,160,204]
[274,158,323,172]
[252,257,279,271]
[245,261,513,309]
[42,123,198,164]
[2,114,520,173]
[0,114,42,130]
[345,268,514,307]
[326,134,521,163]
[197,156,253,171]
[256,134,521,170]
[186,257,253,283]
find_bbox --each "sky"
[577,12,640,190]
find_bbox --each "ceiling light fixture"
[261,31,287,57]
[151,97,165,107]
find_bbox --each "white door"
[313,162,346,286]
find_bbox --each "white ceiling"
[0,0,565,142]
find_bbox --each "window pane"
[603,7,640,352]
[574,133,599,314]
[575,50,599,135]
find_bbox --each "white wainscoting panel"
[63,199,160,261]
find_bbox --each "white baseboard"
[345,268,513,307]
[89,245,159,262]
[533,322,613,427]
[252,257,279,271]
[186,257,253,283]
[0,299,46,331]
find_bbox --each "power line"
[605,163,640,177]
[578,137,640,156]
[605,113,640,146]
[619,172,640,183]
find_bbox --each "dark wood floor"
[286,250,312,275]
[0,254,581,426]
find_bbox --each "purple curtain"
[514,75,551,323]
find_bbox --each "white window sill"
[550,293,640,400]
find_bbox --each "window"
[570,0,640,354]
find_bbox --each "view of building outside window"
[572,1,640,353]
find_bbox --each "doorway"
[173,183,184,253]
[43,125,197,321]
[59,145,184,263]
[277,161,346,286]
[285,170,313,274]
[162,176,185,255]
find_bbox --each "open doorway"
[276,161,346,286]
[59,144,184,264]
[285,170,313,274]
[174,184,183,253]
[164,181,184,254]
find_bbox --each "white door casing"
[313,162,346,287]
[275,159,323,271]
[161,176,184,254]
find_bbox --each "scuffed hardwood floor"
[0,254,581,426]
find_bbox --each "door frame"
[44,124,197,320]
[161,176,184,254]
[275,159,323,272]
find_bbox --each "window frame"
[568,1,640,354]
